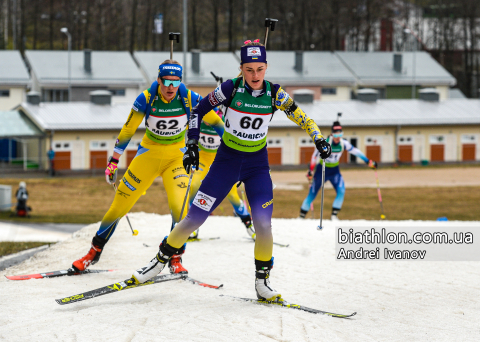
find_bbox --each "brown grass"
[0,174,479,223]
[0,242,54,257]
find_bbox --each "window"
[321,88,337,95]
[43,89,68,102]
[110,89,126,96]
[0,90,10,97]
[90,141,109,150]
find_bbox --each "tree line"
[0,0,479,97]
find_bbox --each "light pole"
[183,0,187,84]
[404,28,416,99]
[60,27,71,102]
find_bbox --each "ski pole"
[317,159,326,230]
[374,169,386,220]
[263,18,278,47]
[112,183,139,236]
[169,32,181,60]
[179,167,195,220]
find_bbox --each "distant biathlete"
[299,120,377,221]
[188,108,256,240]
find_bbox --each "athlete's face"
[241,63,267,90]
[158,76,181,102]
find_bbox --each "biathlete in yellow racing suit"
[71,60,224,274]
[188,108,256,240]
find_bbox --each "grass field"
[0,241,54,257]
[1,173,479,223]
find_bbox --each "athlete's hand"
[306,170,313,182]
[105,156,119,184]
[315,138,331,159]
[368,160,378,169]
[183,139,199,174]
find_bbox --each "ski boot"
[238,213,256,240]
[169,249,188,274]
[299,209,308,219]
[188,229,199,240]
[71,235,107,272]
[132,237,186,283]
[255,258,281,301]
[331,208,340,221]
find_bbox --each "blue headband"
[158,64,183,79]
[240,45,267,64]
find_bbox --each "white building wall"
[112,87,139,105]
[281,137,295,164]
[444,134,457,161]
[320,86,351,102]
[0,87,26,110]
[435,86,449,100]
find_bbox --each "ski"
[185,276,223,289]
[56,273,186,305]
[5,268,114,281]
[187,237,220,242]
[221,295,356,318]
[243,237,289,248]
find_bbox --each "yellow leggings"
[188,150,244,210]
[96,142,189,240]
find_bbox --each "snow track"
[1,213,479,341]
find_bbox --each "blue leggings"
[168,143,274,261]
[301,166,345,212]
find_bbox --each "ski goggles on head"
[160,78,182,87]
[332,132,344,138]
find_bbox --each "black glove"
[183,139,199,174]
[315,138,331,159]
[368,160,378,169]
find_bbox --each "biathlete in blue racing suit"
[299,120,377,221]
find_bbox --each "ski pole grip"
[265,18,278,31]
[169,32,181,43]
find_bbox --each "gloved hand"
[183,139,199,174]
[315,138,332,159]
[105,156,119,184]
[306,170,313,182]
[368,160,378,169]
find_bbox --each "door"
[54,151,71,170]
[300,147,315,165]
[90,151,108,170]
[462,144,475,161]
[398,145,413,162]
[267,148,282,165]
[366,145,381,162]
[430,144,444,162]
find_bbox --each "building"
[15,92,145,171]
[134,50,241,97]
[266,94,480,166]
[0,51,30,111]
[135,50,456,102]
[336,51,456,100]
[25,50,145,104]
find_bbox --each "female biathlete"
[131,41,332,301]
[299,120,377,221]
[188,108,256,240]
[71,60,224,274]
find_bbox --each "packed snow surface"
[1,213,479,341]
